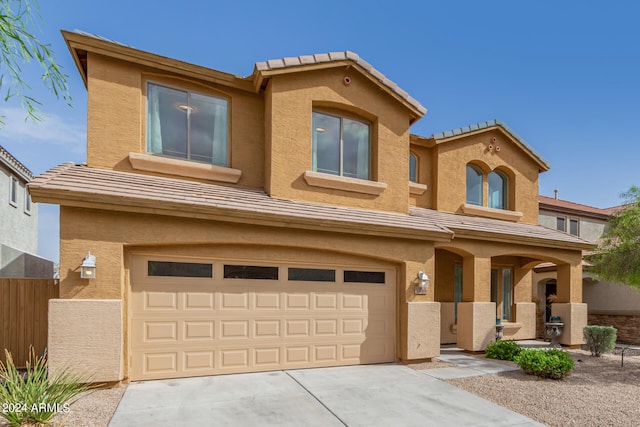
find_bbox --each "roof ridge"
[429,119,550,170]
[254,50,426,115]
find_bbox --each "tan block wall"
[440,302,457,344]
[431,129,541,224]
[405,302,440,360]
[267,69,411,213]
[48,299,123,382]
[86,53,265,189]
[457,302,496,351]
[553,303,587,346]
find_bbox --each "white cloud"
[0,107,86,154]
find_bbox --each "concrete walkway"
[109,363,542,427]
[424,347,520,380]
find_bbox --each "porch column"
[553,262,587,346]
[458,256,495,351]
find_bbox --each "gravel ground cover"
[2,349,638,426]
[448,348,640,427]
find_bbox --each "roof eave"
[28,186,452,243]
[449,228,595,251]
[61,30,255,93]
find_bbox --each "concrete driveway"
[109,364,542,427]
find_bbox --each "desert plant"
[0,348,90,426]
[485,340,522,361]
[514,348,574,380]
[583,325,617,357]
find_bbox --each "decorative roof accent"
[0,144,34,181]
[431,119,551,171]
[29,163,593,250]
[254,51,426,116]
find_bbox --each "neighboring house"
[0,145,53,278]
[535,195,640,343]
[29,30,591,383]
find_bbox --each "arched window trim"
[466,164,484,206]
[488,170,508,210]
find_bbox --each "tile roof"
[255,51,426,115]
[410,206,593,249]
[29,164,593,250]
[28,164,450,240]
[431,119,551,170]
[0,144,34,181]
[539,195,612,219]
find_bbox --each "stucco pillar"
[462,256,491,302]
[457,302,495,351]
[552,303,587,346]
[400,260,440,361]
[556,263,582,303]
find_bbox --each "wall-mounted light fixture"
[80,252,97,279]
[415,270,429,295]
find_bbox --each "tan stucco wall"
[86,53,265,189]
[502,302,536,340]
[266,68,411,213]
[48,299,123,382]
[405,302,440,360]
[553,303,587,346]
[409,144,433,209]
[431,129,541,224]
[457,302,496,351]
[58,206,440,377]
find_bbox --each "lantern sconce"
[415,270,429,295]
[80,252,97,279]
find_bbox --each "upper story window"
[24,192,31,214]
[466,165,483,206]
[312,111,370,180]
[569,218,579,236]
[488,171,508,209]
[9,176,18,206]
[409,152,418,183]
[147,82,228,166]
[556,217,566,232]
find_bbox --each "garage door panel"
[131,258,395,380]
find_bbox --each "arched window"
[466,165,483,206]
[488,170,508,209]
[409,152,418,183]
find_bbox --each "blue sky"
[1,1,638,262]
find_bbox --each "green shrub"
[583,325,617,357]
[485,340,522,361]
[515,348,574,380]
[0,349,90,426]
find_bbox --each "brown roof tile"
[0,144,34,181]
[539,195,611,219]
[29,164,593,251]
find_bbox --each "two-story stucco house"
[29,30,592,383]
[535,194,640,343]
[0,145,53,278]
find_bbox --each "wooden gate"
[0,278,58,367]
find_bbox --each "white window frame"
[9,175,18,207]
[312,110,371,180]
[24,191,32,215]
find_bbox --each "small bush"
[583,325,617,357]
[0,349,90,426]
[485,340,522,361]
[515,348,574,380]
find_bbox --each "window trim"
[465,164,484,206]
[312,110,371,180]
[24,191,31,215]
[303,170,386,195]
[128,152,241,183]
[146,80,230,167]
[491,266,514,321]
[569,218,579,236]
[409,152,418,183]
[9,176,18,207]
[488,170,508,210]
[556,216,567,232]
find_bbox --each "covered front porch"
[435,240,587,351]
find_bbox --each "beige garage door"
[130,255,395,381]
